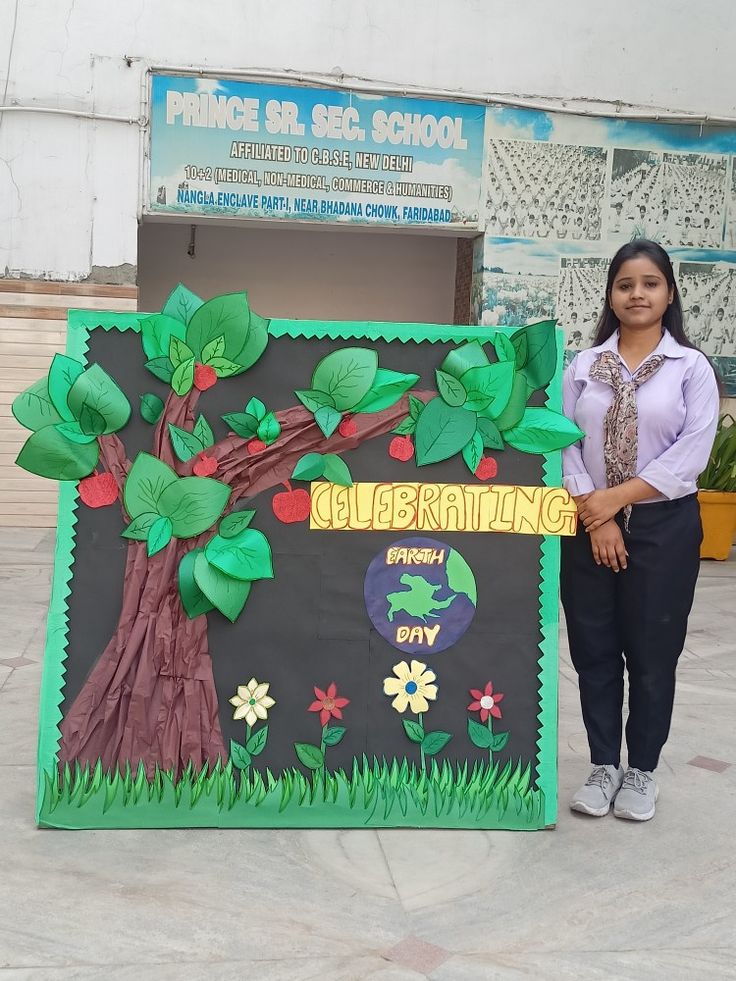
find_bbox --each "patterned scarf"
[589,348,666,530]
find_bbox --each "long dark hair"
[592,239,696,349]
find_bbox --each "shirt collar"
[592,329,686,360]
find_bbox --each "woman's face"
[609,256,673,331]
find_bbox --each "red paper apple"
[338,416,358,438]
[475,456,498,480]
[389,435,414,462]
[272,481,311,523]
[192,453,218,477]
[247,438,266,455]
[193,363,217,391]
[79,471,118,508]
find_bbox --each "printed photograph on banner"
[726,158,736,250]
[608,148,728,248]
[676,260,736,355]
[557,257,609,350]
[485,138,607,242]
[474,238,558,326]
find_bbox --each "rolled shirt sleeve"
[562,357,596,496]
[638,355,720,499]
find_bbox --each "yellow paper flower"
[229,678,275,726]
[383,659,438,713]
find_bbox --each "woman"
[561,239,720,822]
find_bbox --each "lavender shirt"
[562,330,720,503]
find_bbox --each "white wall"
[3,0,736,280]
[138,223,457,323]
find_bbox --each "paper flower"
[308,682,350,727]
[468,682,504,722]
[229,678,275,726]
[384,660,438,713]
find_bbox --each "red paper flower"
[308,682,350,727]
[388,435,414,461]
[247,438,266,455]
[467,682,504,722]
[475,456,498,481]
[79,472,118,508]
[192,453,218,477]
[338,416,358,438]
[193,363,217,391]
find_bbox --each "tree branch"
[153,388,202,472]
[97,434,131,496]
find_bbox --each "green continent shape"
[386,573,457,623]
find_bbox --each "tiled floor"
[0,528,734,980]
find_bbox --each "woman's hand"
[576,488,624,532]
[589,520,628,572]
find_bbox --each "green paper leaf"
[222,412,259,439]
[193,552,251,622]
[208,357,245,378]
[186,292,255,363]
[201,334,226,365]
[168,423,204,463]
[446,546,478,605]
[121,511,159,541]
[440,340,490,380]
[246,725,269,756]
[490,373,528,431]
[229,741,252,770]
[205,527,274,581]
[460,361,515,414]
[124,453,178,519]
[352,368,420,413]
[193,415,214,449]
[311,348,378,411]
[435,369,466,407]
[292,453,325,481]
[219,509,256,537]
[314,405,342,438]
[408,395,425,421]
[145,357,175,384]
[178,548,215,617]
[503,407,584,454]
[295,389,336,413]
[467,717,493,749]
[323,454,353,486]
[161,283,204,326]
[403,719,425,744]
[462,431,483,475]
[15,426,99,480]
[476,416,505,450]
[171,358,195,396]
[12,378,65,432]
[48,354,84,421]
[491,731,510,752]
[391,416,416,436]
[159,477,231,538]
[323,726,346,747]
[54,421,97,444]
[79,402,107,437]
[494,332,516,363]
[294,742,325,770]
[245,397,267,421]
[169,336,195,368]
[140,393,164,425]
[414,397,477,466]
[257,412,280,445]
[139,313,187,361]
[232,309,269,371]
[511,319,557,392]
[67,364,130,435]
[147,515,173,556]
[421,730,453,755]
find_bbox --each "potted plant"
[698,413,736,560]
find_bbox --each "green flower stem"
[320,724,327,795]
[487,716,493,768]
[418,712,426,772]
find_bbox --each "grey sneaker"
[570,764,625,816]
[613,768,658,821]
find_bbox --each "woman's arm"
[562,357,595,497]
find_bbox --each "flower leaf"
[229,740,252,770]
[294,742,325,770]
[467,717,493,749]
[322,726,345,747]
[245,725,269,756]
[421,730,453,755]
[403,719,425,743]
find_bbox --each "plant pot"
[698,490,736,560]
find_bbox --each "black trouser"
[560,494,702,772]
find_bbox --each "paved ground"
[0,527,734,980]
